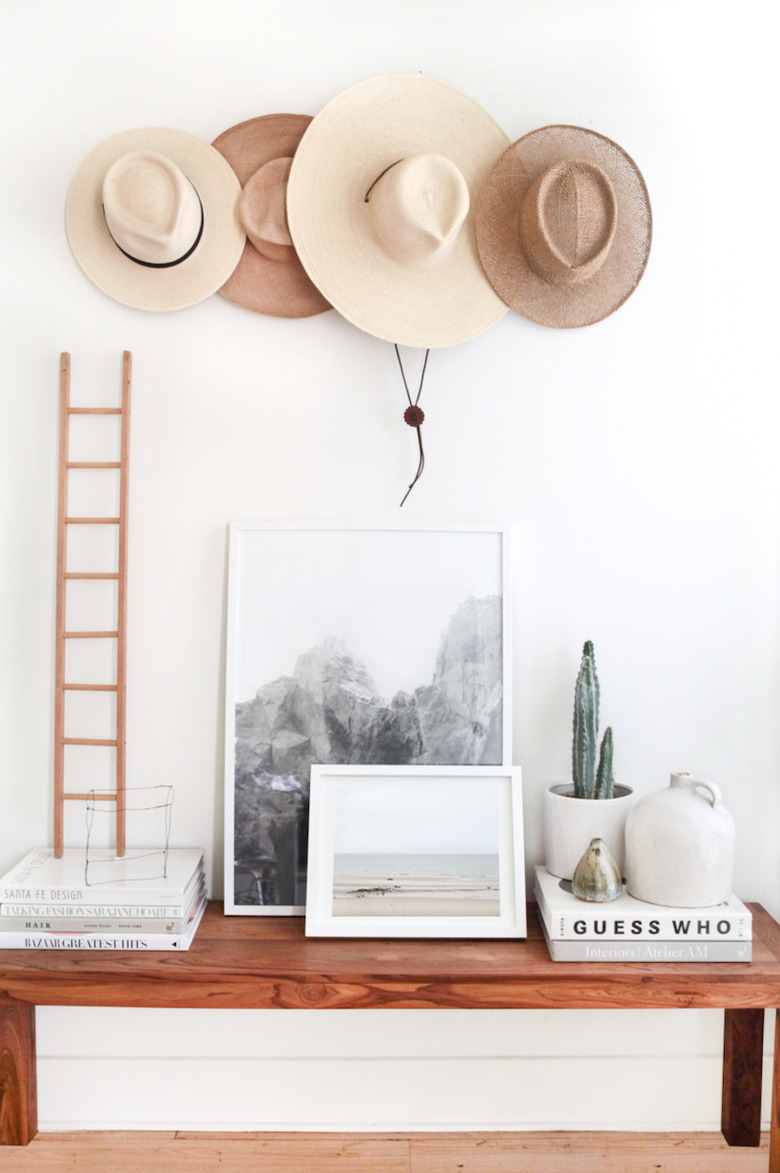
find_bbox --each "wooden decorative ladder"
[53,351,132,858]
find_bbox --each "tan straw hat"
[286,74,511,348]
[476,125,652,328]
[65,127,245,311]
[212,114,331,318]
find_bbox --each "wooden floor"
[0,1131,770,1172]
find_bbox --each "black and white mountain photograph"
[224,524,509,912]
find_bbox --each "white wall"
[2,0,778,1133]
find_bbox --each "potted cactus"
[544,641,634,880]
[572,640,614,800]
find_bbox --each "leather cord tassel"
[395,344,429,507]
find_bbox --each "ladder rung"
[65,572,119,580]
[64,792,118,802]
[63,683,118,691]
[63,737,117,747]
[65,517,121,524]
[67,462,122,469]
[64,631,119,639]
[68,407,122,415]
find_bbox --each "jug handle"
[671,771,724,808]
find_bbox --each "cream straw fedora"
[476,125,652,328]
[211,114,331,318]
[65,127,245,311]
[286,74,511,348]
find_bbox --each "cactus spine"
[572,641,614,800]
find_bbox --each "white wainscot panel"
[34,1007,777,1132]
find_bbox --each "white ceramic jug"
[625,772,735,907]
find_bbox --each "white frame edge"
[305,764,525,939]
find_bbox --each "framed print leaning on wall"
[305,765,526,938]
[224,522,511,915]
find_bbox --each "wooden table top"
[1,902,779,1012]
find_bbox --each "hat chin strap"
[104,196,204,268]
[394,344,430,508]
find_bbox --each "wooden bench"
[2,901,780,1170]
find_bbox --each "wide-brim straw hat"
[212,114,331,319]
[65,127,245,312]
[286,74,511,348]
[476,125,652,328]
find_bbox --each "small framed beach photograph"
[224,522,511,916]
[305,765,525,938]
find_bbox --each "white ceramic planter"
[544,783,635,882]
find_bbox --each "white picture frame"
[224,522,511,915]
[305,765,525,938]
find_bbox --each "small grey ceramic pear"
[572,838,623,902]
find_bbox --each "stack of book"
[0,847,206,951]
[534,865,752,962]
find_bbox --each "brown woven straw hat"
[212,114,331,318]
[286,74,511,348]
[476,125,652,328]
[65,127,246,312]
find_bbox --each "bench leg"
[0,1000,37,1145]
[721,1007,763,1147]
[770,1011,780,1173]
